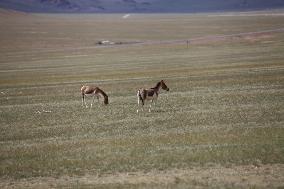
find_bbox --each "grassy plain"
[0,10,284,188]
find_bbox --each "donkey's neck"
[151,82,161,91]
[97,88,107,98]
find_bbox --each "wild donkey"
[81,85,109,108]
[137,80,169,113]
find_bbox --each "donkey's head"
[104,95,109,105]
[160,80,169,91]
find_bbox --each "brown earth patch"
[1,164,283,188]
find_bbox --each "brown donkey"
[137,80,169,113]
[81,85,109,108]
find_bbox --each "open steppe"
[0,10,284,188]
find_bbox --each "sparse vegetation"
[0,11,284,188]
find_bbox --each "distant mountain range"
[1,0,284,13]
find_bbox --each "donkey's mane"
[97,87,108,98]
[151,81,161,89]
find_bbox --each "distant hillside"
[0,7,28,18]
[0,0,284,13]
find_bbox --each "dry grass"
[1,165,283,189]
[0,10,284,188]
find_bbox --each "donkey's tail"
[137,90,144,105]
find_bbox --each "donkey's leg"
[141,99,146,112]
[82,94,85,107]
[82,94,88,108]
[137,98,142,113]
[150,96,159,112]
[137,102,140,113]
[91,96,96,108]
[149,100,154,112]
[137,99,145,113]
[153,97,157,106]
[137,91,142,113]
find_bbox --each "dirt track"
[90,27,284,47]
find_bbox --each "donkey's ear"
[161,80,164,82]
